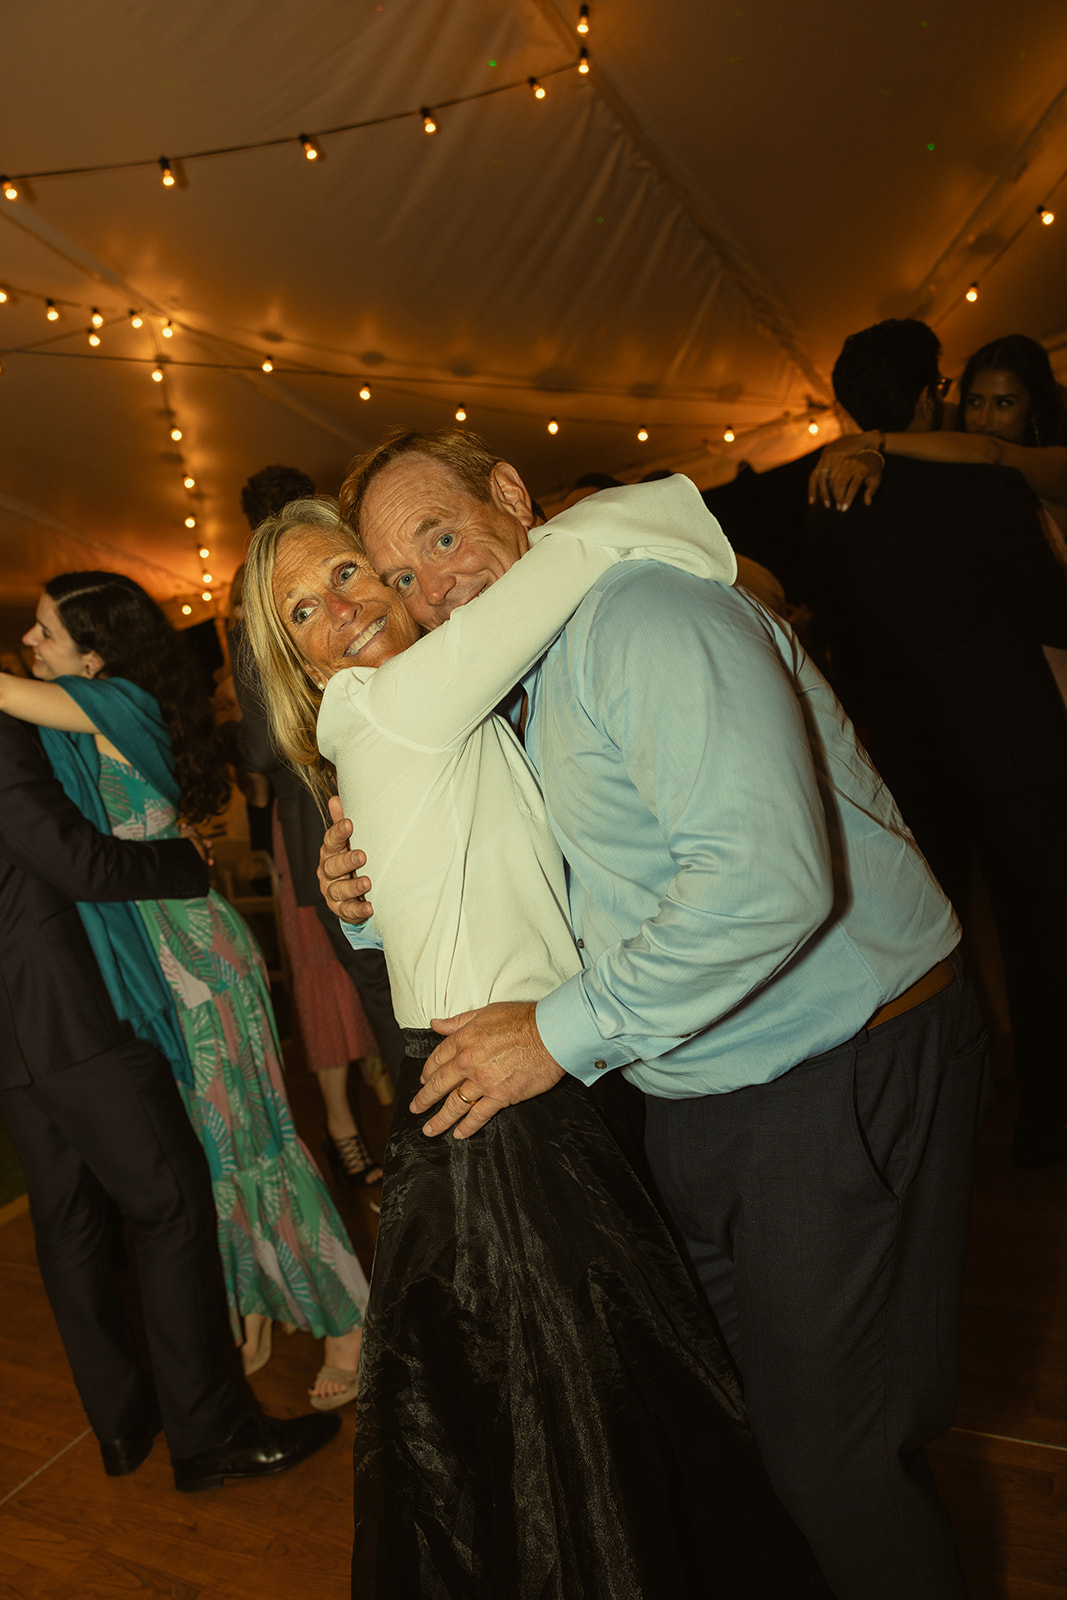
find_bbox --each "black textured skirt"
[353,1049,830,1599]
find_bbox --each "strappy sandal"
[322,1126,383,1188]
[309,1364,359,1411]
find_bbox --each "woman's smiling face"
[271,525,421,683]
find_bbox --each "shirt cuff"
[535,976,634,1084]
[341,916,384,953]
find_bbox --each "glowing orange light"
[547,419,559,435]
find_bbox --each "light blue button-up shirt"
[526,563,959,1099]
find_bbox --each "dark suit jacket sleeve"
[0,714,208,903]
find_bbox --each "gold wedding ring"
[454,1084,477,1106]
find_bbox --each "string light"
[1,176,18,201]
[45,300,60,322]
[261,359,273,372]
[723,426,735,442]
[161,320,174,338]
[88,329,101,347]
[0,289,7,303]
[202,572,213,584]
[529,77,546,100]
[359,382,372,400]
[1039,204,1055,226]
[578,48,590,74]
[130,310,144,328]
[151,365,164,381]
[455,405,467,422]
[170,425,183,441]
[184,474,195,489]
[808,420,820,435]
[965,282,979,302]
[201,590,212,602]
[300,134,320,161]
[181,604,192,616]
[577,5,590,35]
[547,418,559,434]
[637,427,649,442]
[159,157,176,187]
[422,108,437,135]
[185,515,196,528]
[90,308,104,328]
[198,545,210,558]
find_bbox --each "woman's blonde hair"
[241,496,362,809]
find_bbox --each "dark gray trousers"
[644,970,986,1600]
[1,1037,250,1458]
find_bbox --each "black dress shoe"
[100,1406,163,1477]
[172,1409,340,1492]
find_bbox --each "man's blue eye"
[396,573,414,591]
[437,533,455,550]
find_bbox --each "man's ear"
[490,462,535,529]
[911,386,938,431]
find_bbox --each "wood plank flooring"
[1,1077,1065,1598]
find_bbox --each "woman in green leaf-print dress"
[2,570,366,1410]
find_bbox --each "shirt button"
[594,1059,608,1071]
[576,939,585,949]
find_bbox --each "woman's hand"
[317,795,375,923]
[808,432,885,512]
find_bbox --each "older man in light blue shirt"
[328,429,985,1600]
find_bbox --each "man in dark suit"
[0,711,338,1487]
[808,318,1067,1169]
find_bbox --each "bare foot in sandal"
[310,1327,362,1409]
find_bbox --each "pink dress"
[271,810,379,1072]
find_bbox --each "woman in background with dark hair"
[0,570,367,1410]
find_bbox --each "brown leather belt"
[866,953,956,1031]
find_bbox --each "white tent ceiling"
[2,0,1066,630]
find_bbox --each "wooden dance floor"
[1,1077,1065,1599]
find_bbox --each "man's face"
[358,454,534,630]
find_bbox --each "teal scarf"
[39,676,194,1088]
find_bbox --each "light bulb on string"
[130,310,143,328]
[198,546,210,559]
[90,308,104,328]
[45,300,60,322]
[421,108,437,135]
[808,420,820,436]
[181,604,192,616]
[88,329,101,347]
[578,47,590,74]
[359,382,372,401]
[261,359,273,372]
[202,573,213,585]
[577,5,590,35]
[161,320,174,338]
[159,157,176,187]
[170,426,182,441]
[637,427,649,442]
[1,177,18,201]
[529,77,546,100]
[1039,204,1055,226]
[202,591,212,602]
[185,515,196,528]
[0,289,7,303]
[723,426,735,443]
[965,282,979,302]
[455,405,467,422]
[151,365,164,382]
[184,475,195,489]
[547,419,559,435]
[300,134,320,161]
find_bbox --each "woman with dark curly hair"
[0,571,367,1410]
